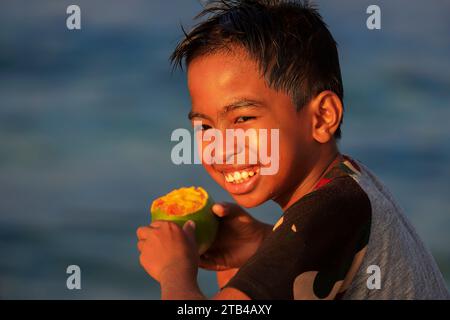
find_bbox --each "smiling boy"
[136,0,449,299]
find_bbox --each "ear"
[309,91,343,144]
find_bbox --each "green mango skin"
[151,196,218,255]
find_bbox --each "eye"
[235,116,256,124]
[194,123,212,131]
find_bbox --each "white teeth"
[224,169,258,184]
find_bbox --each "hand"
[199,202,272,271]
[137,220,199,283]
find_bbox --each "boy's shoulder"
[282,155,372,228]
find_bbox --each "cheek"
[203,162,217,177]
[202,159,225,186]
[269,131,301,181]
[197,136,218,177]
[196,132,218,165]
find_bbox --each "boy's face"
[187,47,318,208]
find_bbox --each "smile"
[217,165,261,195]
[223,167,259,184]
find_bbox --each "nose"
[214,133,244,164]
[199,128,245,165]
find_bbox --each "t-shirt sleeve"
[224,176,372,300]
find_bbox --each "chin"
[221,176,274,208]
[206,163,276,208]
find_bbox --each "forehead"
[187,48,270,110]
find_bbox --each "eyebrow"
[188,111,211,121]
[188,98,265,121]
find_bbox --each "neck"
[274,144,342,212]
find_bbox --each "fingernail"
[187,220,195,229]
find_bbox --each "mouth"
[218,165,261,195]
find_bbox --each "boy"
[136,0,449,299]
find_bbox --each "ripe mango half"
[150,186,218,254]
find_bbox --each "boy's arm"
[159,270,250,300]
[213,223,271,290]
[213,287,251,300]
[216,268,239,289]
[159,269,205,300]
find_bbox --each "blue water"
[1,0,449,299]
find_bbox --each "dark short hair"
[171,0,344,138]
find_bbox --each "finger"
[137,240,145,252]
[212,203,228,217]
[214,202,249,218]
[198,260,218,271]
[198,253,217,270]
[182,220,197,249]
[199,251,226,270]
[223,202,247,214]
[136,226,152,240]
[149,220,164,228]
[198,257,229,271]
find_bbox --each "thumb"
[182,220,197,249]
[213,202,248,218]
[212,203,228,217]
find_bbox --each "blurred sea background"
[0,0,449,299]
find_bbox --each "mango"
[150,186,218,254]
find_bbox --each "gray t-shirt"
[225,155,450,299]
